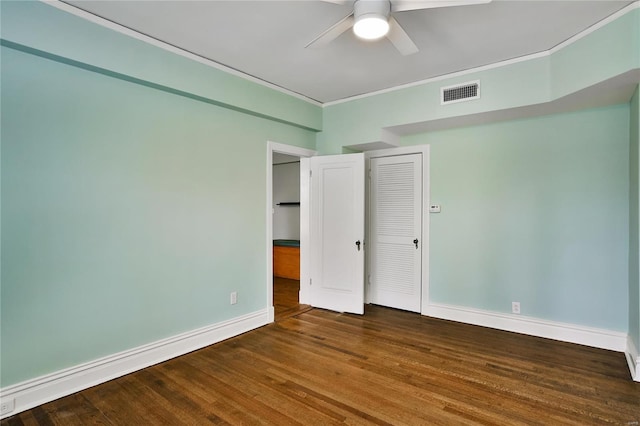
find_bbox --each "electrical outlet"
[512,301,521,314]
[230,291,237,305]
[0,398,15,416]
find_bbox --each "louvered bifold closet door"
[370,154,422,312]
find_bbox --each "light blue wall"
[315,4,639,335]
[0,43,315,386]
[550,9,640,99]
[319,55,551,153]
[630,85,640,350]
[1,0,638,391]
[404,106,630,330]
[0,1,322,131]
[317,7,640,154]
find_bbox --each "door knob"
[413,238,419,249]
[355,240,361,251]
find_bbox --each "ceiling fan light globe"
[353,15,389,40]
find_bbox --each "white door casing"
[369,154,422,313]
[266,141,316,322]
[269,144,429,319]
[309,153,365,314]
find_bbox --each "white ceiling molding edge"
[323,0,640,108]
[43,0,639,109]
[549,0,639,54]
[45,0,323,107]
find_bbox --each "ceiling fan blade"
[391,0,491,13]
[320,0,353,5]
[306,14,355,49]
[386,16,419,55]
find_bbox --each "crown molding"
[42,0,323,107]
[324,1,640,107]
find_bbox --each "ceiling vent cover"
[441,80,480,105]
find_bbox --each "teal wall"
[316,4,639,335]
[0,45,315,386]
[550,9,640,99]
[317,7,640,154]
[318,55,551,153]
[402,106,630,330]
[1,0,639,391]
[630,85,640,351]
[0,1,322,132]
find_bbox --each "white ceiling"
[64,0,635,104]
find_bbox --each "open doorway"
[267,143,430,319]
[272,153,306,320]
[266,141,316,322]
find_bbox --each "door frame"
[365,145,430,315]
[266,141,316,322]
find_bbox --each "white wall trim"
[424,302,628,353]
[41,0,322,106]
[41,0,639,109]
[299,157,312,305]
[324,1,640,107]
[0,309,270,419]
[626,336,640,382]
[266,141,316,314]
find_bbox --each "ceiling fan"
[306,0,491,55]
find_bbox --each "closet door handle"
[355,240,361,251]
[413,238,419,249]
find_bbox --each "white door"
[369,154,422,312]
[309,153,365,314]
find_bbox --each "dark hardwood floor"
[274,276,312,322]
[3,298,639,424]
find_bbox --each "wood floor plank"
[250,316,560,425]
[3,305,639,425]
[37,394,110,426]
[84,375,187,425]
[185,358,344,424]
[185,350,348,425]
[224,322,533,424]
[273,277,311,322]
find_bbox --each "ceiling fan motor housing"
[353,0,391,39]
[354,0,391,17]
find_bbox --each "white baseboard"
[423,303,628,352]
[626,336,640,382]
[267,306,275,323]
[0,309,270,419]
